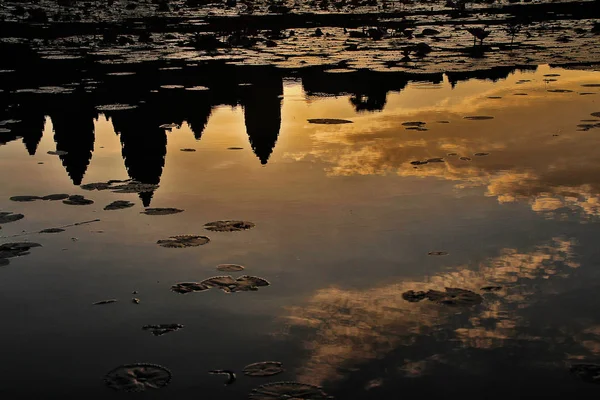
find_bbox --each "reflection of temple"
[241,75,283,165]
[446,65,538,88]
[49,93,96,185]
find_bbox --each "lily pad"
[481,286,502,292]
[201,275,270,293]
[141,208,184,216]
[402,121,426,127]
[204,220,255,232]
[111,182,159,194]
[249,382,332,400]
[40,228,65,233]
[547,89,573,93]
[104,200,135,211]
[405,126,428,131]
[0,212,24,224]
[426,158,444,163]
[581,84,600,87]
[243,361,284,377]
[410,161,428,165]
[570,364,600,384]
[96,104,138,111]
[428,251,448,256]
[41,194,70,201]
[474,152,490,156]
[63,195,94,205]
[180,148,196,152]
[0,242,41,259]
[104,363,171,392]
[10,195,41,202]
[459,157,472,161]
[216,264,245,272]
[47,150,68,156]
[464,116,494,120]
[307,119,353,124]
[402,290,428,302]
[171,282,210,294]
[81,182,112,191]
[592,112,600,118]
[157,235,210,248]
[425,288,483,306]
[227,147,244,150]
[142,324,184,336]
[93,299,117,305]
[159,123,180,130]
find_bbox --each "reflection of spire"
[109,107,167,206]
[241,76,283,165]
[49,96,96,185]
[186,102,213,140]
[0,100,45,154]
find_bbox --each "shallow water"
[1,64,600,398]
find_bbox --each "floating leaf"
[41,194,69,201]
[592,112,600,118]
[410,160,428,165]
[81,182,112,191]
[249,382,332,400]
[47,150,68,155]
[459,157,472,161]
[111,182,159,194]
[93,299,117,305]
[217,264,245,272]
[171,282,210,294]
[428,251,448,256]
[104,200,135,211]
[142,324,184,336]
[0,242,41,259]
[425,288,483,306]
[447,153,458,156]
[406,126,428,131]
[570,364,600,384]
[481,286,502,292]
[402,121,426,127]
[104,363,171,392]
[547,89,573,93]
[474,152,490,156]
[227,147,244,150]
[581,84,600,87]
[209,370,236,386]
[0,212,24,224]
[180,148,196,152]
[200,275,270,293]
[157,235,210,248]
[244,361,284,377]
[402,290,428,302]
[464,116,494,120]
[63,195,94,205]
[10,195,41,202]
[307,119,353,124]
[40,228,65,233]
[204,220,255,232]
[544,74,560,77]
[141,208,184,216]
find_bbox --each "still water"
[1,64,600,398]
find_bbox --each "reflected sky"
[0,65,600,398]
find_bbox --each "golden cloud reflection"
[287,69,600,219]
[285,238,580,387]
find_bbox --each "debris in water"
[96,104,138,111]
[93,299,117,305]
[104,363,171,392]
[209,370,237,386]
[157,235,210,248]
[141,208,184,216]
[307,119,353,124]
[104,200,135,211]
[216,264,245,272]
[132,298,140,304]
[142,324,184,336]
[39,228,65,234]
[243,361,284,377]
[249,382,332,400]
[204,220,255,232]
[63,195,94,205]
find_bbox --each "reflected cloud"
[285,238,580,387]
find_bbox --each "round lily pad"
[425,288,483,306]
[0,242,41,259]
[428,251,448,256]
[104,363,171,392]
[41,194,70,201]
[249,382,332,400]
[402,121,426,127]
[10,195,41,202]
[474,152,490,156]
[464,116,494,120]
[111,182,159,194]
[201,275,270,293]
[142,324,184,336]
[141,208,184,216]
[459,157,472,161]
[63,195,94,205]
[171,282,210,294]
[0,212,24,224]
[307,119,353,124]
[243,362,284,377]
[157,235,210,248]
[40,228,65,233]
[570,364,600,384]
[217,264,245,272]
[204,220,255,232]
[104,200,135,211]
